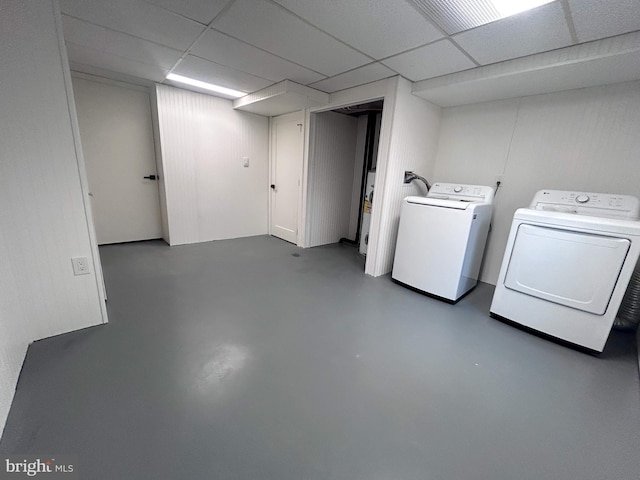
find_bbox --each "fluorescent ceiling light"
[411,0,556,34]
[166,73,246,98]
[491,0,554,18]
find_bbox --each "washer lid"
[406,196,476,210]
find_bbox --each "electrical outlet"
[71,257,91,275]
[242,157,249,168]
[495,174,504,185]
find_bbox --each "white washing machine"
[392,183,495,302]
[490,190,640,352]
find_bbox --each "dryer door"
[504,224,630,314]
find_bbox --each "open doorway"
[304,100,384,264]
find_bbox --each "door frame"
[269,110,305,245]
[300,77,398,277]
[70,71,167,245]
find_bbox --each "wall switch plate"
[71,257,91,275]
[242,157,249,167]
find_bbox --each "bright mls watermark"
[1,456,77,479]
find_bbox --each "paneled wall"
[432,80,640,285]
[0,0,106,436]
[155,85,269,245]
[368,77,442,276]
[306,111,358,247]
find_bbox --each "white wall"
[306,111,359,247]
[155,84,269,245]
[367,77,442,276]
[432,80,640,285]
[0,0,106,437]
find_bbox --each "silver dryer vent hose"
[614,262,640,331]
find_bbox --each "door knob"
[270,184,276,189]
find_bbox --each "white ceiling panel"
[310,63,396,93]
[65,42,170,82]
[59,0,205,50]
[271,0,443,59]
[453,2,573,65]
[144,0,231,25]
[413,31,640,107]
[211,0,371,76]
[62,16,183,71]
[568,0,640,43]
[191,29,325,84]
[382,40,475,81]
[172,55,273,93]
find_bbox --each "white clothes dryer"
[392,183,495,302]
[490,190,640,352]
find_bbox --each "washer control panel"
[427,183,495,204]
[530,190,640,219]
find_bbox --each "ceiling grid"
[58,0,640,103]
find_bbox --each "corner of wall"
[0,342,29,438]
[367,77,442,277]
[149,84,171,245]
[364,77,400,276]
[0,0,107,436]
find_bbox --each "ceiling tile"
[410,0,503,34]
[191,29,325,84]
[309,63,395,93]
[62,16,183,71]
[382,40,475,81]
[568,0,640,43]
[59,0,205,50]
[453,2,573,65]
[172,55,273,93]
[272,0,443,59]
[144,0,230,24]
[211,0,370,77]
[65,42,169,82]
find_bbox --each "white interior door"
[270,111,303,244]
[72,76,162,245]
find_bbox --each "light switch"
[243,157,249,168]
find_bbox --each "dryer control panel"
[530,190,640,219]
[427,183,495,204]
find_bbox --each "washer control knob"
[576,194,590,204]
[453,186,463,193]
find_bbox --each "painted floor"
[1,236,639,479]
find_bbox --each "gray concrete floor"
[1,235,639,479]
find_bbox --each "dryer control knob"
[576,194,590,203]
[454,186,463,193]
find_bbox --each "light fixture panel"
[411,0,555,34]
[165,73,246,98]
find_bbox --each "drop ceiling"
[60,0,640,105]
